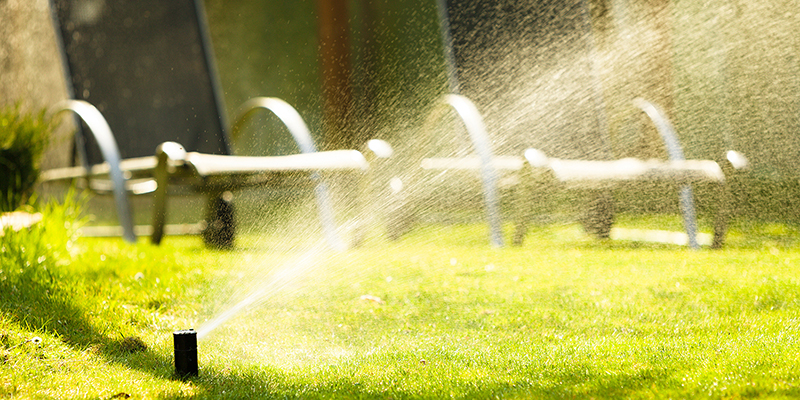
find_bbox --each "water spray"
[173,329,198,377]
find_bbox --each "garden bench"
[41,0,369,249]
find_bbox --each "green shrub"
[0,104,54,212]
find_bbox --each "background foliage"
[0,104,53,212]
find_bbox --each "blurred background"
[2,0,799,225]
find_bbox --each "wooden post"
[316,0,354,150]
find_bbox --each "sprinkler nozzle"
[173,329,198,377]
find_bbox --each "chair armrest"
[231,97,318,154]
[51,100,136,243]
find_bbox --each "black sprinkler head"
[173,329,198,377]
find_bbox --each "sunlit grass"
[2,207,800,398]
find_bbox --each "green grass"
[3,205,800,398]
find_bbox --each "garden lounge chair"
[41,0,368,249]
[511,98,747,249]
[390,95,746,249]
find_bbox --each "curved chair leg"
[678,185,700,249]
[419,95,504,247]
[385,187,415,241]
[581,190,615,239]
[443,95,504,247]
[511,209,529,247]
[635,98,700,249]
[511,167,533,246]
[151,155,168,245]
[711,181,731,249]
[151,142,187,245]
[512,159,560,246]
[203,191,235,249]
[711,152,748,249]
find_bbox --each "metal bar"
[54,100,136,243]
[633,98,699,249]
[442,94,504,247]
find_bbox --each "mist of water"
[195,205,369,340]
[196,0,800,342]
[196,237,328,340]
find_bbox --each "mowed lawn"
[2,205,800,398]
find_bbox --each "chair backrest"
[50,0,230,166]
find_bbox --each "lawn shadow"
[0,272,178,382]
[0,268,673,400]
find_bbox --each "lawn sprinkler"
[173,329,198,377]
